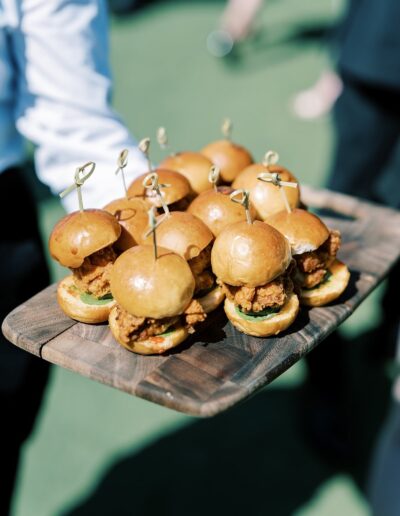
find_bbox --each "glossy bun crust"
[211,220,292,287]
[232,163,300,220]
[159,152,214,194]
[110,245,195,319]
[188,187,257,237]
[49,209,121,268]
[201,139,253,183]
[143,211,213,260]
[127,169,191,207]
[266,208,329,254]
[103,197,150,251]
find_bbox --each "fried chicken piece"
[296,230,341,274]
[188,244,212,275]
[115,306,178,345]
[294,229,341,288]
[184,298,207,329]
[188,243,215,294]
[194,270,214,293]
[219,275,292,313]
[296,268,327,289]
[72,245,117,297]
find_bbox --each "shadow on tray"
[63,325,391,516]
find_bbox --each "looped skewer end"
[60,161,96,212]
[142,172,171,217]
[208,165,220,191]
[262,150,279,167]
[230,188,252,224]
[116,149,129,171]
[115,149,129,198]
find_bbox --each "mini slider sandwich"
[211,190,299,337]
[50,162,121,323]
[109,206,208,354]
[143,211,225,313]
[232,151,300,219]
[266,208,350,306]
[201,118,253,184]
[187,165,257,236]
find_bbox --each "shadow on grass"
[63,328,390,516]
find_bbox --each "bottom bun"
[197,285,225,314]
[57,275,115,324]
[300,260,350,307]
[224,293,299,337]
[109,305,188,355]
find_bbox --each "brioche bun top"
[187,186,257,237]
[159,152,214,194]
[49,209,121,268]
[110,245,195,319]
[127,169,191,206]
[211,220,292,287]
[266,208,329,254]
[232,163,300,220]
[201,139,253,183]
[103,197,150,251]
[143,211,213,260]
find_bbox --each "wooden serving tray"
[2,186,400,417]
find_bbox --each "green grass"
[11,1,384,515]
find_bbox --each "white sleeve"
[10,0,148,212]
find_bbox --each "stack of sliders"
[265,208,350,307]
[143,211,225,315]
[211,216,299,337]
[50,209,121,323]
[211,190,300,336]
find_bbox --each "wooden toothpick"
[257,171,298,214]
[139,137,152,172]
[222,118,233,141]
[230,189,252,224]
[145,207,159,260]
[142,172,171,217]
[60,161,95,212]
[209,165,220,192]
[115,149,129,199]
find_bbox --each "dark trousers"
[307,74,400,394]
[0,167,50,515]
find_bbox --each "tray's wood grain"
[2,186,400,417]
[1,285,76,357]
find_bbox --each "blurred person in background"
[0,1,147,513]
[305,0,400,499]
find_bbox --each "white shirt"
[0,0,148,212]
